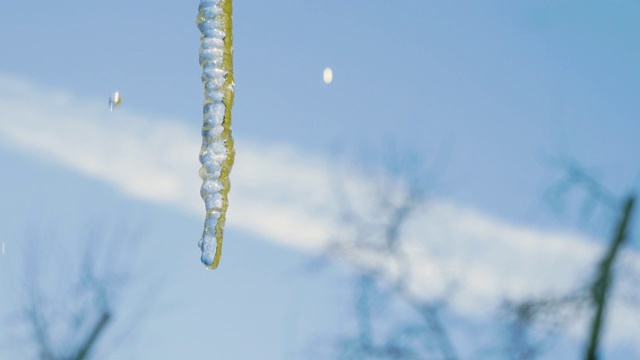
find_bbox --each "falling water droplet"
[323,67,333,84]
[109,91,121,111]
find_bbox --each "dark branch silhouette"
[585,195,635,360]
[504,162,638,360]
[75,312,111,360]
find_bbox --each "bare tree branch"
[325,149,460,360]
[504,162,638,360]
[585,195,635,360]
[75,312,111,360]
[13,218,148,360]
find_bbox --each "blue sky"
[1,1,640,359]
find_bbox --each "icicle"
[196,0,235,269]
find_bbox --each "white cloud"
[1,74,639,348]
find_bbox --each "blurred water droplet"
[109,91,121,111]
[323,67,333,84]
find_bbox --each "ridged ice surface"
[196,0,235,269]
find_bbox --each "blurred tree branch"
[585,195,635,360]
[13,219,148,360]
[326,149,458,360]
[326,150,638,359]
[504,160,637,360]
[75,312,111,360]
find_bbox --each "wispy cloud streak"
[0,74,638,347]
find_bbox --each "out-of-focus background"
[1,1,639,359]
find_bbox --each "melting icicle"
[196,0,235,269]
